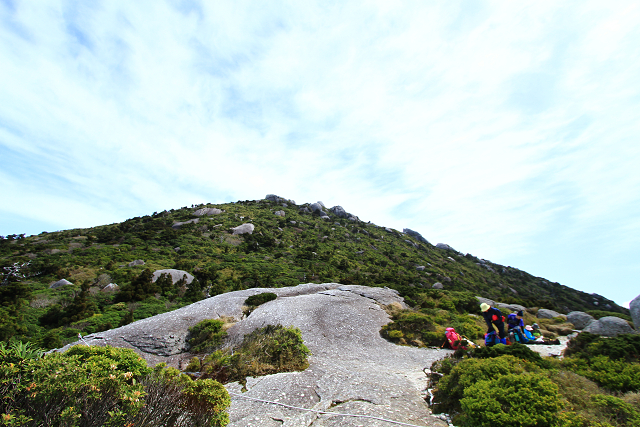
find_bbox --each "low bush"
[198,324,310,384]
[565,332,640,363]
[0,344,230,426]
[562,355,640,393]
[471,343,550,368]
[188,319,227,353]
[431,355,536,414]
[459,372,564,427]
[243,292,277,315]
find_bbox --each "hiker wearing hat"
[480,303,507,345]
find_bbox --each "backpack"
[507,313,519,328]
[445,327,464,350]
[485,331,500,347]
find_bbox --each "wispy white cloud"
[1,0,639,305]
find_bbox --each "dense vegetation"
[0,197,627,349]
[0,342,230,426]
[430,337,640,427]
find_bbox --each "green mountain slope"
[0,196,627,347]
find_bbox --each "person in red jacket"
[480,303,507,345]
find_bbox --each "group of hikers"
[480,302,546,346]
[443,302,559,350]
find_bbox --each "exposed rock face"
[193,207,223,216]
[567,311,596,329]
[435,243,455,251]
[309,203,326,216]
[231,223,254,235]
[631,295,640,330]
[152,269,194,285]
[49,279,73,289]
[128,260,145,267]
[58,284,449,427]
[537,309,565,319]
[172,218,199,229]
[403,229,430,245]
[583,316,638,336]
[101,283,120,292]
[265,194,296,205]
[330,206,348,218]
[496,303,526,313]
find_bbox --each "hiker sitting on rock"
[507,310,529,344]
[481,303,507,345]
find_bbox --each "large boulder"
[435,243,455,251]
[330,205,349,218]
[583,316,638,337]
[309,203,326,215]
[274,210,285,217]
[57,284,450,427]
[630,294,640,330]
[49,279,73,289]
[403,229,430,245]
[231,223,254,235]
[152,269,194,285]
[193,207,223,216]
[496,303,526,313]
[537,309,565,319]
[265,194,295,205]
[567,311,596,329]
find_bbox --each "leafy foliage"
[0,198,629,347]
[187,319,227,353]
[198,324,310,384]
[0,344,230,426]
[459,373,563,427]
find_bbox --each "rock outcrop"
[435,243,455,251]
[49,279,73,289]
[193,207,223,216]
[583,316,638,337]
[231,223,255,235]
[403,229,430,245]
[152,269,194,285]
[128,259,145,267]
[57,284,449,427]
[631,294,640,330]
[536,309,565,319]
[567,311,595,329]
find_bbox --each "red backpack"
[445,327,464,350]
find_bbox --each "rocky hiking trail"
[61,283,452,426]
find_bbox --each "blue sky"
[1,1,639,308]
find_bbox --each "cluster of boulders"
[567,310,638,336]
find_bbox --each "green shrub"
[243,292,277,315]
[0,345,230,427]
[590,394,640,427]
[459,373,563,427]
[471,343,551,368]
[188,319,227,353]
[198,325,310,384]
[563,355,640,393]
[565,333,640,364]
[432,355,535,414]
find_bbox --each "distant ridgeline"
[0,194,626,346]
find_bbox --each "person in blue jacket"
[507,310,529,343]
[481,303,507,345]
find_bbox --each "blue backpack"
[485,331,501,347]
